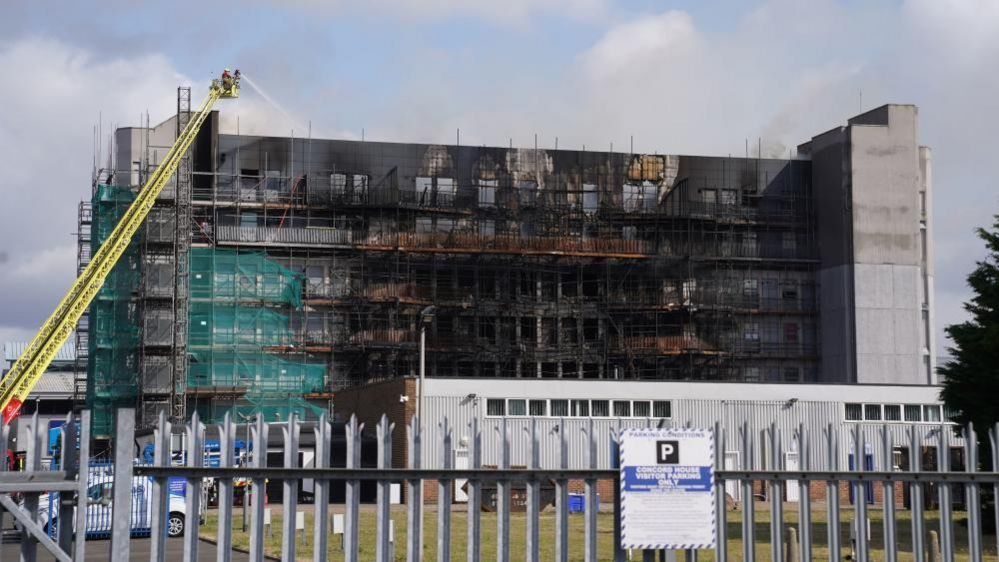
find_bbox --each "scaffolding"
[86,184,141,436]
[91,122,822,424]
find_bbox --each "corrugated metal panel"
[30,372,75,397]
[416,396,963,471]
[3,341,75,366]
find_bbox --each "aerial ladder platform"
[0,70,241,424]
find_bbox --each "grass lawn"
[200,503,999,562]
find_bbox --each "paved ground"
[1,537,251,561]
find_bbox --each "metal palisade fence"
[4,408,999,562]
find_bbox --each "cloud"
[275,0,609,25]
[0,38,185,340]
[362,0,999,358]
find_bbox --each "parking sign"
[619,428,715,550]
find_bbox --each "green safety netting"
[86,184,141,437]
[192,394,326,423]
[187,350,325,393]
[187,247,328,422]
[189,303,296,348]
[190,248,303,306]
[86,200,328,429]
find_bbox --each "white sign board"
[619,428,716,550]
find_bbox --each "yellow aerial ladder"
[0,70,241,424]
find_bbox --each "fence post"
[376,415,394,562]
[927,530,941,562]
[990,424,999,557]
[740,422,755,562]
[184,411,204,562]
[217,412,235,562]
[437,417,452,562]
[785,527,799,562]
[344,415,363,562]
[466,417,481,562]
[612,422,625,562]
[769,423,784,562]
[313,413,331,562]
[937,426,954,562]
[407,415,423,562]
[73,410,90,562]
[796,424,811,562]
[964,423,983,562]
[826,424,840,562]
[497,419,511,562]
[851,426,869,562]
[109,408,135,562]
[56,413,75,554]
[714,422,727,562]
[554,419,569,562]
[910,426,925,562]
[281,412,300,562]
[881,425,898,562]
[525,419,540,562]
[584,418,598,562]
[248,415,269,562]
[19,411,42,562]
[150,410,170,562]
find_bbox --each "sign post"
[619,428,716,550]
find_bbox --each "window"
[529,400,547,416]
[415,176,433,193]
[923,404,942,422]
[332,172,348,191]
[845,403,863,421]
[943,405,958,422]
[782,368,800,382]
[591,400,610,417]
[744,323,760,342]
[437,177,456,195]
[572,400,590,417]
[519,180,537,205]
[633,401,651,417]
[864,404,882,421]
[508,399,527,416]
[720,189,737,206]
[478,179,497,207]
[904,404,922,422]
[702,189,717,204]
[653,400,672,419]
[743,279,759,301]
[551,399,569,417]
[744,367,761,382]
[884,404,902,421]
[782,232,796,253]
[613,401,632,417]
[784,323,799,344]
[486,399,505,416]
[582,183,598,214]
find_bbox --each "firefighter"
[221,68,233,91]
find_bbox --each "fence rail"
[3,408,999,562]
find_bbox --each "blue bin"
[567,493,599,513]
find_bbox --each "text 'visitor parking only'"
[619,428,716,550]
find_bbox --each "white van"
[32,470,189,539]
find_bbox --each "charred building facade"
[80,99,934,432]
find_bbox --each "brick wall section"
[334,377,417,471]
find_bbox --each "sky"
[0,0,996,360]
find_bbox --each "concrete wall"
[807,105,930,385]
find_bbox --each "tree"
[939,215,999,446]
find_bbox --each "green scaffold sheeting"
[86,184,141,437]
[187,248,328,422]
